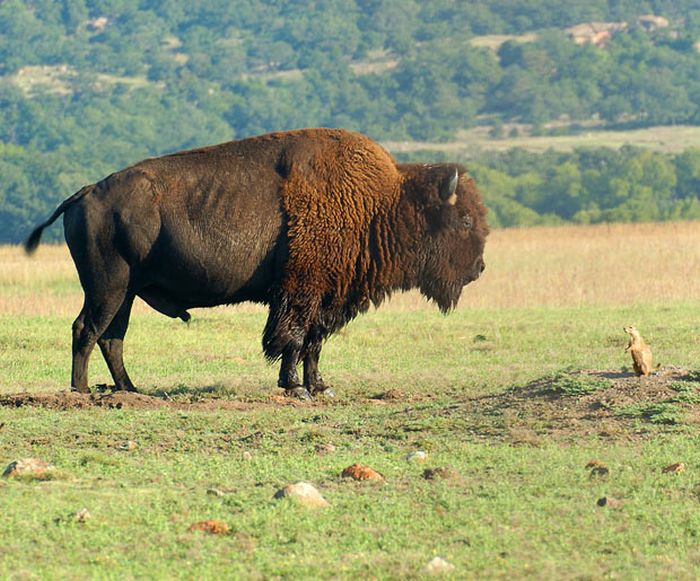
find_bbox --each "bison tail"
[23,226,45,255]
[23,185,93,255]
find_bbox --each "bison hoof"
[285,387,312,400]
[312,387,336,398]
[116,385,138,393]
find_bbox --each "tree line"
[1,0,700,241]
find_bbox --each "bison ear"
[438,167,459,205]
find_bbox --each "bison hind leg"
[97,293,137,392]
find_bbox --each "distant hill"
[1,0,700,241]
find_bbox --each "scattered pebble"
[662,462,685,474]
[242,451,253,461]
[2,458,55,479]
[315,443,336,455]
[380,389,404,400]
[589,466,610,479]
[585,459,607,469]
[406,451,427,464]
[341,464,384,482]
[188,520,230,535]
[207,488,225,498]
[425,556,455,575]
[118,441,138,452]
[422,467,459,481]
[274,482,329,508]
[73,508,91,523]
[597,496,625,508]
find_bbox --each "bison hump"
[279,130,400,305]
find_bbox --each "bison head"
[399,163,489,312]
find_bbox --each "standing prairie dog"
[623,326,654,376]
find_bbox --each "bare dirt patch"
[0,390,172,411]
[459,365,700,441]
[0,389,315,411]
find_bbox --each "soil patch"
[0,389,313,411]
[0,390,172,411]
[458,365,700,441]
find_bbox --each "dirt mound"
[0,389,317,411]
[460,365,700,441]
[0,390,172,411]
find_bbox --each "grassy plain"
[384,124,700,154]
[1,222,700,579]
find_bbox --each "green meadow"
[1,222,700,579]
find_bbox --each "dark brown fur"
[24,128,489,398]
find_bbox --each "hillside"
[2,0,700,241]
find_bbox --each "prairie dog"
[623,326,654,376]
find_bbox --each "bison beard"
[24,128,488,399]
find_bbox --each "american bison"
[25,128,488,399]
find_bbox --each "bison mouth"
[421,259,485,313]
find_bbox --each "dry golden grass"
[384,124,700,154]
[2,220,699,316]
[458,221,700,309]
[468,33,539,51]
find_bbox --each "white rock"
[73,508,91,523]
[406,450,427,463]
[274,482,329,508]
[425,557,455,575]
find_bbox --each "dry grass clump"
[2,220,700,315]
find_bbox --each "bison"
[25,128,488,399]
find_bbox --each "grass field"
[1,222,700,579]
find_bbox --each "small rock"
[422,467,459,481]
[73,508,91,523]
[2,458,55,479]
[207,488,225,498]
[597,496,625,508]
[589,466,610,479]
[585,459,606,469]
[406,451,427,464]
[187,520,230,534]
[242,451,253,461]
[662,462,685,474]
[118,441,138,452]
[274,482,329,508]
[315,443,336,455]
[341,464,384,482]
[425,556,455,575]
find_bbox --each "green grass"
[547,370,612,397]
[614,402,687,425]
[2,302,700,578]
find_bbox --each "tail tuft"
[23,226,44,255]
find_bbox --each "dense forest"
[2,0,700,242]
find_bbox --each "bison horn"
[440,168,459,205]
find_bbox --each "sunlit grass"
[4,221,700,315]
[2,222,700,578]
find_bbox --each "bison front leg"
[303,342,335,398]
[277,346,311,400]
[263,293,313,400]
